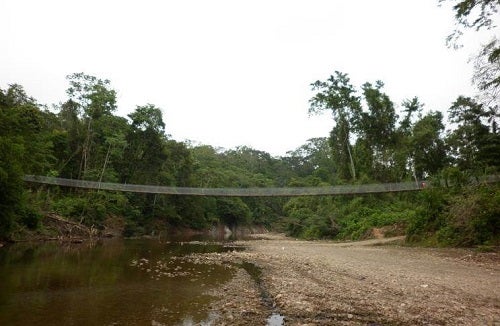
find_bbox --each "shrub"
[406,188,449,243]
[19,207,42,230]
[407,184,499,246]
[51,191,130,227]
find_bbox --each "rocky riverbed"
[182,234,499,325]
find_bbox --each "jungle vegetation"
[0,0,498,246]
[0,68,497,246]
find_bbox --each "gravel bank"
[185,234,499,325]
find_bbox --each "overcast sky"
[1,0,495,156]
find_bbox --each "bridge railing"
[23,175,424,197]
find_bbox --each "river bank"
[186,233,499,325]
[3,212,269,245]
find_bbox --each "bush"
[439,185,499,246]
[51,191,131,227]
[406,184,499,247]
[285,207,337,239]
[283,193,418,240]
[406,188,449,243]
[216,197,252,227]
[335,194,417,240]
[19,207,42,230]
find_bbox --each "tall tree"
[122,104,168,185]
[66,73,117,119]
[65,73,118,179]
[393,97,426,181]
[357,81,398,182]
[309,72,361,181]
[411,112,448,179]
[400,97,424,134]
[54,99,84,178]
[0,85,53,237]
[446,96,490,170]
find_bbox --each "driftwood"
[44,213,97,239]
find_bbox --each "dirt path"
[196,234,499,325]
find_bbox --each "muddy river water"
[0,238,244,325]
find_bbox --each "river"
[0,237,241,325]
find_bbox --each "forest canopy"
[0,68,498,247]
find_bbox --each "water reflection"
[0,239,235,325]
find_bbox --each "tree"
[392,97,426,181]
[120,104,197,226]
[284,138,335,183]
[54,99,84,178]
[66,73,117,119]
[0,85,54,175]
[190,145,227,187]
[442,1,499,112]
[440,0,499,48]
[65,73,118,179]
[400,97,424,134]
[163,140,193,187]
[446,96,490,170]
[411,112,448,179]
[224,146,275,176]
[0,85,53,237]
[216,197,252,227]
[471,38,500,135]
[128,104,165,133]
[122,104,168,185]
[94,115,129,183]
[309,72,361,181]
[472,38,500,99]
[357,81,399,182]
[0,99,25,236]
[309,72,425,183]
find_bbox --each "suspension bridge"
[23,175,426,197]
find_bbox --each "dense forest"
[0,0,498,246]
[0,68,497,246]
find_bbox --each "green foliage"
[51,191,130,228]
[408,184,500,246]
[411,112,447,179]
[309,72,449,183]
[284,138,336,184]
[0,135,25,237]
[441,0,499,49]
[282,193,419,241]
[334,195,417,240]
[66,73,117,119]
[0,85,54,239]
[309,71,360,181]
[2,73,498,247]
[19,206,42,230]
[283,196,338,239]
[447,96,491,171]
[406,188,450,244]
[407,183,500,246]
[243,197,283,226]
[216,197,252,227]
